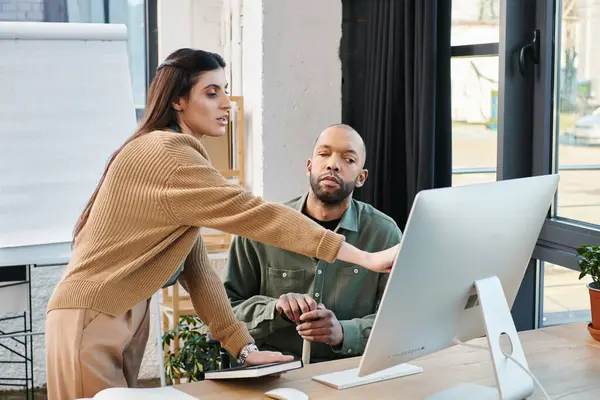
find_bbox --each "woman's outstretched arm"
[159,138,399,272]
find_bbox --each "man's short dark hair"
[312,124,367,164]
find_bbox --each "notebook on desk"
[204,359,303,379]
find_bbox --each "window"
[451,0,499,46]
[451,55,499,187]
[451,0,600,330]
[542,261,591,326]
[1,0,147,115]
[551,0,600,227]
[535,0,600,327]
[451,1,500,187]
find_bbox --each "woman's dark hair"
[73,48,226,241]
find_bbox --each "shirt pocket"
[333,266,373,320]
[266,266,306,298]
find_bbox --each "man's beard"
[309,172,357,205]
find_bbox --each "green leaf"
[162,315,218,381]
[576,244,600,283]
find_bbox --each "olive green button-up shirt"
[223,193,402,362]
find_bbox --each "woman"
[45,48,399,399]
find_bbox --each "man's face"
[307,127,368,205]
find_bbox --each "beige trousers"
[45,299,150,400]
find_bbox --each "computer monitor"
[313,174,559,398]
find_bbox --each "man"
[223,124,401,362]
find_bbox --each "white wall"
[157,0,226,63]
[243,0,343,202]
[238,0,263,195]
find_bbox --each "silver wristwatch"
[237,344,258,365]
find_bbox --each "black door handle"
[519,29,540,75]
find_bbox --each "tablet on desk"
[204,359,303,380]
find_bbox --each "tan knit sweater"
[47,130,345,357]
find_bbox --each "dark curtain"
[347,0,452,231]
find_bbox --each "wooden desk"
[174,323,600,399]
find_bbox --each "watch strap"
[237,343,258,364]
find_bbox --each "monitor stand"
[427,276,535,400]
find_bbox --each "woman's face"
[173,68,231,139]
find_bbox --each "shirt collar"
[294,193,360,233]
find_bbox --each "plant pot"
[588,283,600,337]
[587,323,600,342]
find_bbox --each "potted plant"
[162,315,222,383]
[577,244,600,341]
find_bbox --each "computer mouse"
[264,387,309,400]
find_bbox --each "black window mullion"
[145,0,158,99]
[497,0,539,331]
[451,43,499,57]
[103,0,110,24]
[531,0,555,178]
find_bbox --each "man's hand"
[275,293,318,324]
[296,304,343,346]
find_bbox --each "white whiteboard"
[0,22,137,249]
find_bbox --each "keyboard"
[312,363,424,390]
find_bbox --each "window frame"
[451,0,600,330]
[501,0,600,328]
[145,0,158,94]
[531,0,600,265]
[451,43,499,58]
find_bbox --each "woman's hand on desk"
[245,350,294,377]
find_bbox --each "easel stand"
[0,265,35,400]
[427,276,535,400]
